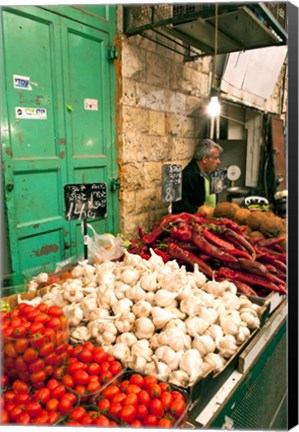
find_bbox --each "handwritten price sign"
[162,164,182,203]
[64,183,107,220]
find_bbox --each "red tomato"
[69,406,87,421]
[10,405,25,422]
[138,389,151,406]
[87,380,101,394]
[102,385,120,400]
[78,348,93,363]
[50,384,66,400]
[65,420,81,426]
[62,374,74,388]
[29,322,45,335]
[126,384,141,395]
[87,362,101,376]
[83,341,95,352]
[160,391,173,410]
[119,379,130,393]
[97,398,110,412]
[44,352,58,366]
[46,378,59,391]
[130,419,143,427]
[99,370,113,384]
[159,382,171,392]
[148,383,162,399]
[39,342,54,357]
[36,303,49,313]
[30,333,46,350]
[58,397,73,415]
[120,405,137,423]
[51,366,64,381]
[62,392,77,406]
[15,356,28,372]
[73,370,90,386]
[143,414,159,426]
[48,306,62,318]
[44,365,54,377]
[30,370,46,383]
[33,387,51,404]
[143,375,158,389]
[109,360,123,376]
[12,379,30,393]
[158,417,174,428]
[1,374,9,388]
[47,317,61,330]
[26,401,43,418]
[170,390,185,401]
[33,312,49,325]
[33,410,49,425]
[10,317,22,328]
[4,342,17,358]
[80,414,93,425]
[109,402,123,418]
[1,408,9,424]
[93,347,107,363]
[32,381,45,390]
[28,358,45,373]
[23,347,39,363]
[150,398,165,417]
[14,338,29,354]
[47,410,60,424]
[4,391,16,402]
[112,392,127,404]
[136,403,149,419]
[67,361,86,375]
[129,373,144,388]
[124,393,138,407]
[45,398,59,412]
[95,414,111,426]
[14,392,30,404]
[170,398,187,417]
[11,325,27,338]
[100,361,110,372]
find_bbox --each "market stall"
[1,206,287,428]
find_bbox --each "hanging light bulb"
[207,87,221,117]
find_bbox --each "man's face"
[203,148,221,173]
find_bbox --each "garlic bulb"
[180,296,202,316]
[193,289,215,308]
[125,283,147,302]
[185,316,209,336]
[205,324,223,344]
[152,359,172,381]
[221,292,241,310]
[168,370,190,387]
[198,307,218,325]
[192,334,215,356]
[127,354,147,371]
[240,311,260,330]
[139,271,158,292]
[131,339,153,362]
[116,332,138,347]
[111,298,133,315]
[132,300,152,318]
[236,326,251,344]
[121,267,140,286]
[220,311,242,336]
[192,263,207,288]
[203,352,225,372]
[70,326,91,342]
[217,335,238,359]
[154,289,177,307]
[179,349,203,383]
[151,307,174,330]
[158,327,189,352]
[154,346,184,371]
[135,317,155,339]
[107,343,131,363]
[115,312,135,333]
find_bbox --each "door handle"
[6,183,14,192]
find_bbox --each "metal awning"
[123,3,288,60]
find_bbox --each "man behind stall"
[173,139,223,214]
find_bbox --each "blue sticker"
[13,74,32,91]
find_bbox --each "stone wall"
[117,33,212,239]
[116,24,287,241]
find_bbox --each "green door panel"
[2,7,70,273]
[1,6,118,273]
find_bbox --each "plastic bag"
[84,223,125,264]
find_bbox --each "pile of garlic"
[25,249,263,388]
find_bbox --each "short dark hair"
[194,139,223,161]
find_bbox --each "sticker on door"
[84,98,98,111]
[13,74,32,90]
[15,107,47,120]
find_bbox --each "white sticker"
[84,98,98,111]
[13,74,32,91]
[15,107,47,120]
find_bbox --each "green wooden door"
[1,6,118,274]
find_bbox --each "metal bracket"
[107,45,118,60]
[111,177,120,191]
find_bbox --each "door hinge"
[107,45,118,60]
[111,177,120,191]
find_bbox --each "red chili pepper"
[258,247,286,264]
[140,252,151,260]
[259,236,286,248]
[138,226,144,239]
[200,228,235,250]
[220,228,256,261]
[217,267,286,294]
[170,222,193,242]
[258,255,287,274]
[162,237,200,252]
[168,243,213,278]
[192,229,238,263]
[152,248,169,263]
[226,258,285,285]
[271,244,285,253]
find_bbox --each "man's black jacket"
[172,159,205,214]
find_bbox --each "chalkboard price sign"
[64,183,107,221]
[162,164,182,203]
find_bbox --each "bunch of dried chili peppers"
[128,212,287,298]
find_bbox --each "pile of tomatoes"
[91,372,189,428]
[2,303,68,385]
